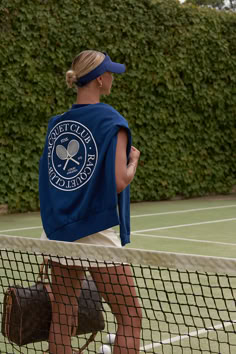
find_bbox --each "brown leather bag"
[1,264,105,350]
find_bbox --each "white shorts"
[40,228,121,267]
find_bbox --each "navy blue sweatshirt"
[39,103,132,246]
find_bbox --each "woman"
[39,50,142,354]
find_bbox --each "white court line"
[0,226,42,233]
[0,233,32,238]
[1,216,235,234]
[140,320,236,351]
[132,233,236,246]
[132,218,236,234]
[1,205,235,234]
[131,204,236,218]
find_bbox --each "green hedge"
[0,0,236,212]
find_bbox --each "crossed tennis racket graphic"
[56,140,80,170]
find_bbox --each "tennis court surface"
[0,196,236,353]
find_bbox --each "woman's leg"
[48,261,85,354]
[90,264,142,354]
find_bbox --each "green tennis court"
[0,195,236,258]
[0,195,236,353]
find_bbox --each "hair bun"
[66,69,77,88]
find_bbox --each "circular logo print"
[47,120,98,191]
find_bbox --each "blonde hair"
[66,50,105,88]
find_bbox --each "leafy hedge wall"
[0,0,236,212]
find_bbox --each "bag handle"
[38,257,50,282]
[73,332,97,353]
[44,332,97,354]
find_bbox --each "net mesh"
[0,235,236,353]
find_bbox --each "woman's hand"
[129,146,140,164]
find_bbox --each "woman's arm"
[115,128,140,194]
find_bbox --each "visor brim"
[106,62,126,74]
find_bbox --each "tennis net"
[0,234,236,353]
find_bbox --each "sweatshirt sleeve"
[118,185,131,246]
